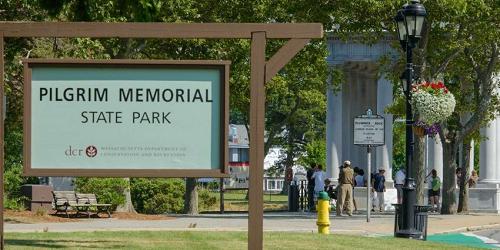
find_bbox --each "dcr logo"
[65,145,98,158]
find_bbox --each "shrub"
[74,178,128,211]
[131,178,185,214]
[3,195,27,211]
[4,128,39,201]
[198,189,217,210]
[206,180,220,191]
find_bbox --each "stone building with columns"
[326,35,500,212]
[326,35,395,186]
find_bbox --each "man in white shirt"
[394,169,406,204]
[312,164,326,203]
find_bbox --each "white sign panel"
[23,59,230,177]
[353,117,385,146]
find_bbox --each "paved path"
[5,212,500,237]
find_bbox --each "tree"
[298,140,327,169]
[1,0,53,205]
[183,178,198,215]
[329,0,500,214]
[32,0,330,212]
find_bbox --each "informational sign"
[225,163,249,189]
[353,110,385,146]
[23,59,229,177]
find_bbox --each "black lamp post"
[394,0,427,239]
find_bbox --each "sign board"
[353,112,385,146]
[225,163,249,189]
[23,59,229,177]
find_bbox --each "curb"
[436,223,500,234]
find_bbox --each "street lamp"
[394,0,427,239]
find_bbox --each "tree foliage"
[74,178,129,211]
[0,0,331,209]
[331,0,499,213]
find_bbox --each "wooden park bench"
[52,191,112,218]
[76,193,112,218]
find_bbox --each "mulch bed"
[4,210,173,223]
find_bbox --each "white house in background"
[225,124,305,192]
[264,147,307,192]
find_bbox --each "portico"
[326,35,394,185]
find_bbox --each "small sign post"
[353,109,385,222]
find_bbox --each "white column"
[376,75,393,183]
[459,140,475,174]
[326,80,342,180]
[428,136,443,181]
[469,140,475,173]
[480,120,497,183]
[459,114,475,174]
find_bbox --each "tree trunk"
[281,150,295,195]
[184,178,198,215]
[441,139,458,214]
[413,135,426,205]
[113,42,137,214]
[458,141,471,213]
[116,178,137,213]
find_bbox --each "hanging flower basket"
[413,120,441,138]
[411,81,456,125]
[412,125,426,137]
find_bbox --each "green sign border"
[23,59,230,178]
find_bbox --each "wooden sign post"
[0,22,323,250]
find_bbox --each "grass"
[5,231,480,250]
[203,190,288,212]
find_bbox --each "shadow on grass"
[6,239,127,249]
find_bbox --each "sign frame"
[23,58,230,178]
[0,21,323,250]
[353,112,385,147]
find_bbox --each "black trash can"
[288,184,299,212]
[393,203,431,240]
[414,205,432,240]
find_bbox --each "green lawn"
[5,231,480,250]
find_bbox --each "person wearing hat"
[336,160,354,216]
[372,168,386,212]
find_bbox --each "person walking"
[394,168,405,204]
[336,160,354,216]
[372,168,386,212]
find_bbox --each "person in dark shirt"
[306,163,317,211]
[372,168,386,212]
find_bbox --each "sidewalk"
[5,212,500,236]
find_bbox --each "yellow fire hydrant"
[316,191,330,234]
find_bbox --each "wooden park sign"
[0,22,323,250]
[24,59,229,178]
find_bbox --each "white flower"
[411,88,456,124]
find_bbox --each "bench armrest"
[78,197,91,204]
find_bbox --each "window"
[229,148,249,162]
[268,179,276,190]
